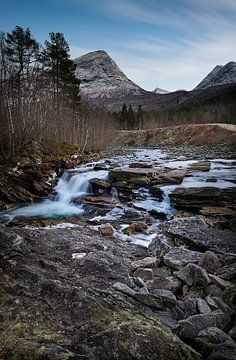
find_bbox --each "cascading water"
[2,166,108,221]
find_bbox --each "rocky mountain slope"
[74,50,147,99]
[195,62,236,90]
[74,51,236,115]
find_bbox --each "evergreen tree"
[127,105,136,130]
[42,32,80,106]
[4,26,39,89]
[136,104,144,128]
[120,103,128,129]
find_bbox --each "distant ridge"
[195,61,236,90]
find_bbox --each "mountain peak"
[74,50,145,99]
[195,61,236,90]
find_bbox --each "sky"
[1,0,236,91]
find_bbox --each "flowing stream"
[1,148,236,241]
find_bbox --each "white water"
[1,149,236,228]
[4,166,108,220]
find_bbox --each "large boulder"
[170,187,236,210]
[163,217,236,253]
[163,247,203,270]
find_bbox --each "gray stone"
[178,298,197,316]
[133,268,154,281]
[175,263,211,287]
[134,293,165,309]
[208,342,236,360]
[209,274,233,289]
[99,223,115,236]
[178,311,231,339]
[148,235,172,258]
[163,246,203,270]
[196,327,234,356]
[163,216,236,253]
[216,263,236,281]
[131,257,160,271]
[228,324,236,341]
[112,282,136,297]
[151,289,177,308]
[169,187,236,211]
[199,251,222,274]
[197,298,212,314]
[212,297,234,316]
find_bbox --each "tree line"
[0,26,115,163]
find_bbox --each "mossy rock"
[223,285,236,312]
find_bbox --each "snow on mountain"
[74,50,146,99]
[153,87,169,94]
[195,62,236,90]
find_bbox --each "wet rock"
[99,224,114,236]
[170,187,236,210]
[123,222,148,235]
[121,208,148,222]
[189,161,211,172]
[163,247,203,270]
[151,168,186,186]
[133,268,154,281]
[82,195,117,209]
[199,251,222,274]
[89,178,111,194]
[197,298,212,314]
[196,327,234,356]
[178,311,231,339]
[200,207,236,218]
[163,216,236,253]
[109,167,155,185]
[175,263,211,287]
[149,209,167,219]
[216,263,236,281]
[131,257,160,271]
[129,161,154,168]
[149,185,163,199]
[94,163,109,170]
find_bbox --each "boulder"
[216,263,236,282]
[196,327,234,356]
[129,161,154,168]
[163,247,203,270]
[89,178,111,194]
[208,342,236,360]
[197,298,212,314]
[99,224,114,236]
[189,161,211,172]
[133,268,154,281]
[178,298,197,316]
[131,257,160,271]
[200,207,236,218]
[163,216,236,253]
[149,267,182,294]
[170,187,236,210]
[151,289,177,308]
[199,251,222,274]
[175,263,211,287]
[178,311,231,339]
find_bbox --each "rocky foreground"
[0,144,236,360]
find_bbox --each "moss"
[223,285,236,312]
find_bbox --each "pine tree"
[127,105,136,130]
[4,26,39,89]
[120,103,128,129]
[42,32,80,106]
[136,104,144,128]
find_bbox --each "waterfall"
[4,167,108,220]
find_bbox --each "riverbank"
[0,141,236,359]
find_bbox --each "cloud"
[68,0,236,90]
